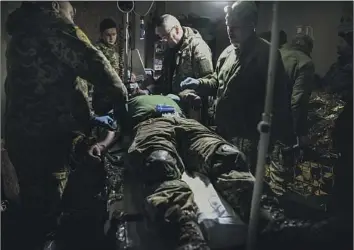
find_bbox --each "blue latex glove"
[180,77,200,90]
[91,115,117,130]
[166,93,181,103]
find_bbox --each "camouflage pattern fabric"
[4,4,127,249]
[91,40,122,115]
[280,44,315,136]
[4,6,127,140]
[196,34,295,147]
[128,117,255,231]
[147,26,214,95]
[96,40,121,74]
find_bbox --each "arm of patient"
[96,130,118,152]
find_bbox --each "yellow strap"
[74,26,92,46]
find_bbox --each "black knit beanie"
[100,18,117,33]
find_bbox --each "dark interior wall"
[73,1,124,44]
[257,1,353,77]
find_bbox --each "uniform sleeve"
[196,48,230,97]
[192,41,214,79]
[291,62,315,136]
[46,27,128,107]
[272,51,296,146]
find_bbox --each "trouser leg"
[6,136,71,250]
[129,118,209,250]
[177,118,255,221]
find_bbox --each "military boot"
[173,209,210,250]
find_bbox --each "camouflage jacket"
[323,55,353,102]
[197,35,295,145]
[280,44,315,136]
[91,40,122,114]
[95,40,120,76]
[147,26,214,95]
[4,6,127,139]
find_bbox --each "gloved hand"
[91,115,117,130]
[180,77,200,90]
[166,93,181,103]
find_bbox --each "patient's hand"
[87,143,106,163]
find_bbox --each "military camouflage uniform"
[280,42,315,137]
[4,4,127,248]
[146,26,214,95]
[195,34,295,177]
[77,39,122,114]
[126,95,254,249]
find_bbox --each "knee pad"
[210,144,249,176]
[142,150,180,184]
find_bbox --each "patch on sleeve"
[74,26,92,46]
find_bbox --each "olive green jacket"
[280,44,315,136]
[147,26,214,95]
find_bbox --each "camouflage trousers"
[229,137,259,175]
[5,134,73,250]
[128,117,255,236]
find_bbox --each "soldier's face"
[156,26,180,48]
[226,18,254,46]
[102,28,118,45]
[53,1,75,24]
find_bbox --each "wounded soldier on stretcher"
[92,94,335,250]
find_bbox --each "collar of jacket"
[97,39,117,48]
[176,26,200,53]
[283,43,312,58]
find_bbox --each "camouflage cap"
[225,1,258,25]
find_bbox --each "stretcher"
[103,137,248,250]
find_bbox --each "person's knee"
[210,144,249,177]
[142,150,181,184]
